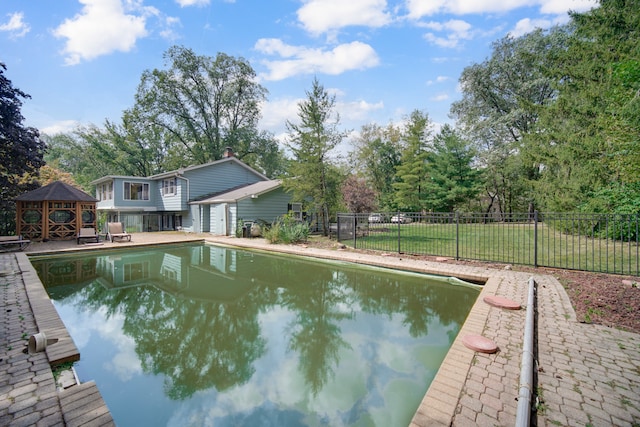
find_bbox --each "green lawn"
[347,222,639,275]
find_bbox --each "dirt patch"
[305,235,640,334]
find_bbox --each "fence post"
[534,210,538,268]
[353,214,357,248]
[455,212,460,260]
[397,211,401,254]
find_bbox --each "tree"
[46,47,288,184]
[133,46,268,166]
[283,78,348,235]
[527,0,640,212]
[19,164,77,188]
[234,130,290,178]
[0,63,46,233]
[341,175,378,213]
[451,28,568,213]
[393,110,432,212]
[421,125,483,212]
[43,130,114,191]
[349,122,402,210]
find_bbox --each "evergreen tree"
[423,125,483,212]
[393,110,431,212]
[283,78,348,235]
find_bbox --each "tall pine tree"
[284,78,348,235]
[393,110,432,212]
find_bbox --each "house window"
[98,182,113,201]
[162,178,176,196]
[123,262,150,282]
[124,182,149,201]
[290,203,303,221]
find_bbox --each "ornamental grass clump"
[264,213,309,244]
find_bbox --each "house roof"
[15,181,98,202]
[151,157,269,181]
[90,175,148,185]
[90,157,269,185]
[191,180,282,204]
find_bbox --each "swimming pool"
[31,243,479,427]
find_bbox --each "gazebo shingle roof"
[15,181,97,202]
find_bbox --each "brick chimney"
[223,147,234,158]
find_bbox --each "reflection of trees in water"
[43,246,478,401]
[337,268,476,338]
[282,270,353,396]
[71,283,266,400]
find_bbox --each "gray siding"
[155,178,186,211]
[237,187,292,224]
[185,161,264,201]
[102,177,157,210]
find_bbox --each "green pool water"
[31,243,479,427]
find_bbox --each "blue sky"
[1,0,596,145]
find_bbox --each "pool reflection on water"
[31,243,479,427]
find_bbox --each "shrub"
[264,213,309,244]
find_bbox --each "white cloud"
[404,0,447,18]
[297,0,392,35]
[509,17,552,37]
[259,98,303,131]
[175,0,211,6]
[422,19,473,48]
[0,12,31,39]
[255,39,380,81]
[53,0,149,65]
[405,0,596,18]
[159,16,182,41]
[427,76,450,85]
[430,93,450,102]
[337,99,384,121]
[538,0,597,14]
[260,96,384,145]
[40,120,81,135]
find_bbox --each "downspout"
[515,277,536,427]
[175,173,189,201]
[176,173,190,229]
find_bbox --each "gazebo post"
[43,202,49,240]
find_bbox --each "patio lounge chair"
[0,235,31,252]
[77,227,100,244]
[107,222,131,242]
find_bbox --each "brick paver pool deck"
[1,232,639,426]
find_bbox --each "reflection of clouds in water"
[103,335,140,381]
[165,314,430,427]
[54,301,142,381]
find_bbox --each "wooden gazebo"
[15,181,98,241]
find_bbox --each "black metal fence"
[336,212,640,276]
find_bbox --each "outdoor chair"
[77,227,100,244]
[107,222,132,242]
[0,235,31,252]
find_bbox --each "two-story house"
[91,151,296,235]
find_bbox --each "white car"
[390,214,412,224]
[368,213,384,223]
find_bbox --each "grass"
[348,222,639,275]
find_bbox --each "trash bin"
[242,222,252,238]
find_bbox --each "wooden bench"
[0,235,31,252]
